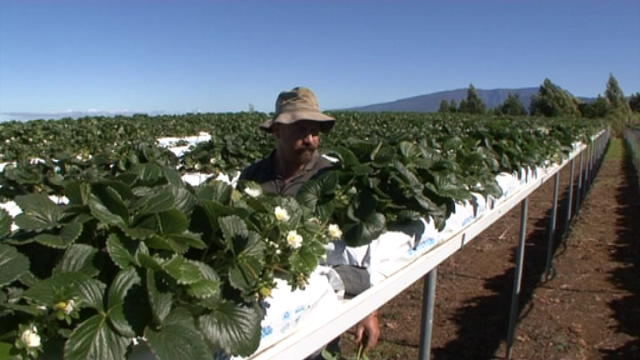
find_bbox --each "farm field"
[340,139,639,360]
[0,113,621,360]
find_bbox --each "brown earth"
[340,139,640,360]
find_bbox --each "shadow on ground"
[601,141,640,359]
[432,150,607,360]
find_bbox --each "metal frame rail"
[248,131,609,360]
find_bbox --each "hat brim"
[260,110,335,132]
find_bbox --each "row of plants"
[1,113,600,201]
[1,113,603,359]
[623,127,640,188]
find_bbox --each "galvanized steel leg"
[418,268,438,360]
[576,151,585,213]
[565,158,576,230]
[506,198,528,360]
[544,173,560,280]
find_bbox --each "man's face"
[274,120,322,165]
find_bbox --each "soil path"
[341,139,640,360]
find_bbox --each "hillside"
[345,87,593,113]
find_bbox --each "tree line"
[438,74,639,132]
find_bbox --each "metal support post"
[575,151,585,213]
[418,268,438,360]
[588,144,595,187]
[506,198,529,360]
[544,173,560,280]
[584,145,591,187]
[565,158,576,230]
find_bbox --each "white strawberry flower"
[286,230,303,249]
[21,326,41,348]
[244,187,262,198]
[328,224,343,239]
[274,206,290,221]
[55,299,76,315]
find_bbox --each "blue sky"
[1,0,639,120]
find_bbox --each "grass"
[605,138,623,160]
[338,333,418,360]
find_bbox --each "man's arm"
[331,265,380,353]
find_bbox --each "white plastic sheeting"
[156,132,212,157]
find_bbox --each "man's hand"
[355,311,380,352]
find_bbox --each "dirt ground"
[340,138,640,360]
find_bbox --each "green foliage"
[605,74,629,111]
[438,99,456,113]
[529,78,580,117]
[496,93,527,116]
[630,93,640,113]
[0,151,332,359]
[458,84,486,114]
[604,74,635,133]
[579,95,610,119]
[0,111,603,359]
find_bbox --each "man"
[239,87,380,358]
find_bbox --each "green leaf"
[131,163,165,185]
[54,244,99,276]
[330,146,360,168]
[0,244,30,287]
[92,184,129,223]
[122,226,156,240]
[343,191,386,246]
[228,232,264,292]
[14,193,63,230]
[106,268,140,338]
[199,302,263,356]
[146,235,186,253]
[168,185,197,214]
[108,303,136,338]
[156,209,189,234]
[88,191,127,228]
[187,262,221,299]
[145,307,210,360]
[64,313,131,360]
[146,270,173,324]
[0,208,11,237]
[296,170,338,217]
[106,233,136,269]
[137,253,164,271]
[343,211,386,247]
[187,278,221,300]
[163,255,203,285]
[23,272,106,311]
[133,189,175,216]
[219,215,248,248]
[196,181,232,204]
[166,232,206,250]
[33,221,83,249]
[107,267,141,307]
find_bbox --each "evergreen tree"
[529,78,580,117]
[449,99,458,112]
[578,95,610,118]
[605,74,629,110]
[604,74,633,129]
[497,93,527,116]
[458,84,486,114]
[629,93,640,113]
[438,99,451,113]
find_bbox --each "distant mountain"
[0,110,168,123]
[345,87,594,113]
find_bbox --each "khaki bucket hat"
[260,87,335,132]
